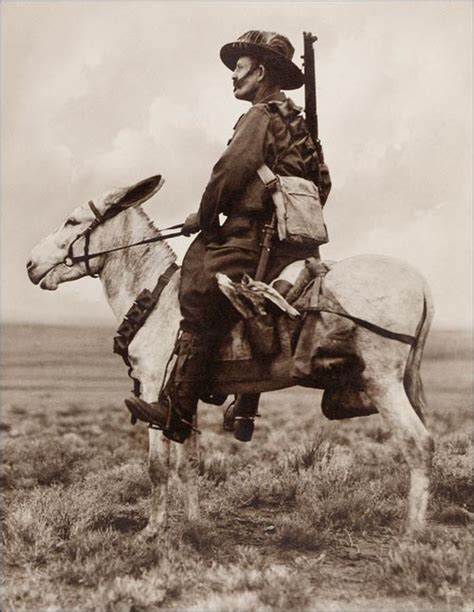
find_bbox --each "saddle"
[209,254,419,421]
[210,257,365,396]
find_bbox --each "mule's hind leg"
[365,380,434,534]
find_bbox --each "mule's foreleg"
[366,381,434,535]
[176,415,200,522]
[147,427,171,534]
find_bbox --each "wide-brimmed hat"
[220,30,303,90]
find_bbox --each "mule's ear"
[112,175,164,210]
[117,174,164,208]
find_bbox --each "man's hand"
[182,212,200,237]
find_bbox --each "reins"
[64,200,185,275]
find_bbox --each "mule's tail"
[403,283,434,424]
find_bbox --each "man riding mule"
[126,31,332,443]
[26,33,436,536]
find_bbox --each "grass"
[3,404,472,610]
[2,325,473,610]
[381,527,472,606]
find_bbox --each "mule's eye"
[65,218,80,227]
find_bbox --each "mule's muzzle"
[26,259,42,284]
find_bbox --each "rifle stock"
[255,212,276,281]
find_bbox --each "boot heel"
[233,416,255,442]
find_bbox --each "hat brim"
[220,41,304,90]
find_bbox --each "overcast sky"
[3,1,472,328]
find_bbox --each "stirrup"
[223,399,238,432]
[124,395,200,444]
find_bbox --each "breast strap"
[113,262,179,397]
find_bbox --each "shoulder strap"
[256,163,278,190]
[256,164,287,241]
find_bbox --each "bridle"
[64,200,184,278]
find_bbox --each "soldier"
[127,30,328,442]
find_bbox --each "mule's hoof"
[403,523,425,539]
[136,522,168,544]
[135,526,159,544]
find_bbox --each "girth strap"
[300,306,416,346]
[113,261,179,398]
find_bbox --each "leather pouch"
[245,313,279,357]
[256,165,329,249]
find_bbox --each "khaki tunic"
[179,92,324,341]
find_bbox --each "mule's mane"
[131,206,177,263]
[98,204,178,316]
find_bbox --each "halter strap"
[84,228,99,278]
[88,200,104,223]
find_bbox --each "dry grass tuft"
[92,570,168,611]
[381,527,472,606]
[199,450,235,485]
[181,517,221,554]
[3,435,87,487]
[226,466,299,508]
[431,435,473,522]
[276,513,328,551]
[193,563,313,611]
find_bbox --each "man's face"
[232,56,261,101]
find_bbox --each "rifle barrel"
[303,32,318,145]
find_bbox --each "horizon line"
[1,319,472,334]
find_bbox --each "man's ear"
[256,63,266,82]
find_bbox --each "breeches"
[179,234,297,343]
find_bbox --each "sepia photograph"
[2,1,472,610]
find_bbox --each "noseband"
[64,201,104,278]
[64,201,184,278]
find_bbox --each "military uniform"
[126,30,329,443]
[180,92,322,343]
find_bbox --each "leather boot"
[125,331,210,443]
[167,330,210,441]
[223,393,261,442]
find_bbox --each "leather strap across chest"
[113,262,179,396]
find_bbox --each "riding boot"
[125,330,211,443]
[165,330,210,442]
[224,393,261,442]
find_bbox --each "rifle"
[303,32,331,205]
[255,211,276,281]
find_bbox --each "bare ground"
[1,324,472,611]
